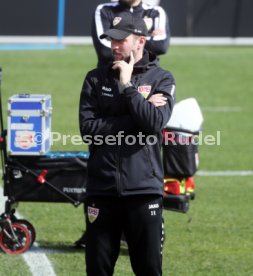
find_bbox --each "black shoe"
[74,232,86,248]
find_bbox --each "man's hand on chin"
[112,51,135,85]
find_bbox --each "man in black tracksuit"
[92,0,170,67]
[79,13,175,275]
[75,0,170,249]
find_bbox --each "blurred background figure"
[143,0,161,6]
[92,0,170,67]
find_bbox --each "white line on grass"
[0,187,56,276]
[2,36,253,46]
[22,251,56,276]
[197,170,253,176]
[202,106,241,112]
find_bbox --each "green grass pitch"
[0,45,253,275]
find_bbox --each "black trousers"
[85,195,164,276]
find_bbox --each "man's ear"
[139,36,146,47]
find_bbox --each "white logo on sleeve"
[170,84,175,99]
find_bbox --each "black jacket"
[92,1,170,66]
[79,51,175,197]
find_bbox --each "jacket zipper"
[144,145,156,177]
[116,144,122,196]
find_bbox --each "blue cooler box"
[7,94,52,155]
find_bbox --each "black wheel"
[16,219,36,247]
[0,223,31,254]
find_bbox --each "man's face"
[111,34,139,62]
[119,0,139,7]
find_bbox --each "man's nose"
[112,41,119,49]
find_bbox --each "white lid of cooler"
[166,98,204,133]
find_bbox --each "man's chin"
[113,54,124,61]
[113,56,131,63]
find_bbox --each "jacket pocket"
[144,144,164,182]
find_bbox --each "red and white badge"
[87,206,99,223]
[14,131,36,149]
[138,85,152,99]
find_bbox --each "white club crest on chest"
[113,17,122,26]
[144,17,153,31]
[138,85,152,99]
